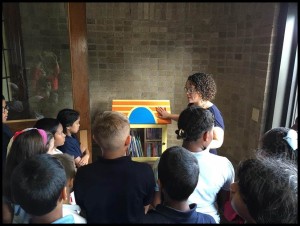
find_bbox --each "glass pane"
[5,3,73,120]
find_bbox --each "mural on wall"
[21,2,75,119]
[29,51,61,119]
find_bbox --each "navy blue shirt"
[73,156,155,223]
[57,134,82,159]
[143,203,216,223]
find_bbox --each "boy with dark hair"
[143,146,216,223]
[10,154,74,223]
[53,153,87,223]
[73,111,155,223]
[57,108,90,167]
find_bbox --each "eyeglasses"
[2,105,9,113]
[184,87,198,94]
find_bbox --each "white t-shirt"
[63,204,86,223]
[188,149,235,223]
[52,148,63,155]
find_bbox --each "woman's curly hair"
[188,73,217,101]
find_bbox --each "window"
[2,3,30,119]
[265,2,298,131]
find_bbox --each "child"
[34,117,66,155]
[53,153,87,223]
[3,128,49,223]
[73,111,155,223]
[143,146,216,223]
[258,127,298,162]
[176,106,234,223]
[230,156,297,223]
[57,108,90,167]
[2,94,13,166]
[10,154,75,223]
[225,127,298,224]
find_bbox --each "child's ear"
[203,130,212,142]
[61,186,68,201]
[125,135,131,146]
[68,178,74,189]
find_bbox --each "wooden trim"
[68,3,92,162]
[5,119,37,134]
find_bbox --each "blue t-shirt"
[57,134,82,159]
[52,214,75,224]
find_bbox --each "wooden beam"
[68,3,92,162]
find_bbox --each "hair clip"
[178,129,185,137]
[13,128,48,146]
[283,129,298,151]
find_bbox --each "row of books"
[128,135,144,157]
[145,142,162,157]
[128,137,162,157]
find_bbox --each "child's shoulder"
[130,160,154,174]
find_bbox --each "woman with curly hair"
[156,72,224,154]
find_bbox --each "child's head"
[34,117,66,147]
[176,106,214,148]
[2,94,9,122]
[158,146,199,201]
[4,128,49,199]
[186,72,217,101]
[230,157,298,223]
[10,154,67,217]
[57,108,80,134]
[53,153,76,203]
[92,111,130,152]
[258,127,298,162]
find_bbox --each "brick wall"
[12,3,280,166]
[86,3,278,166]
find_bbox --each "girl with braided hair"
[175,106,234,223]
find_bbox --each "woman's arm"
[209,126,224,149]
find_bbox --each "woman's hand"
[156,107,169,119]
